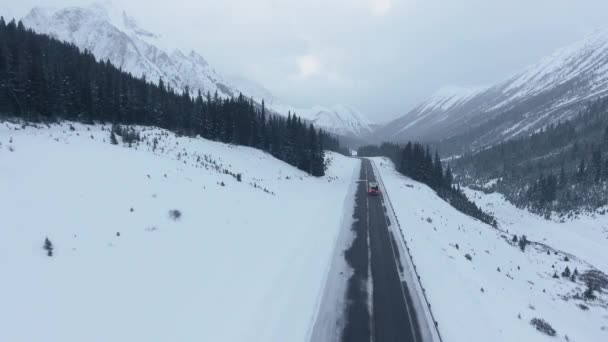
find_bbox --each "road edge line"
[368,158,443,342]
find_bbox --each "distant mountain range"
[21,3,373,140]
[23,2,606,150]
[23,3,238,99]
[373,28,608,154]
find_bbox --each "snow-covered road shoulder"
[371,157,608,342]
[0,121,360,342]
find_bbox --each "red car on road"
[368,182,380,195]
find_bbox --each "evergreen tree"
[43,237,53,257]
[577,158,586,182]
[110,131,118,145]
[432,150,444,188]
[559,164,567,188]
[444,165,454,188]
[591,149,602,182]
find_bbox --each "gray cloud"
[6,0,608,122]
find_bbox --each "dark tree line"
[0,18,344,176]
[358,142,496,226]
[453,96,608,215]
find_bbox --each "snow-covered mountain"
[376,28,608,151]
[228,76,374,138]
[22,3,239,99]
[270,102,374,137]
[21,3,373,140]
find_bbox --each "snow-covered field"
[0,121,360,342]
[464,188,608,275]
[371,157,608,342]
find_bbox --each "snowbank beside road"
[371,157,608,342]
[0,121,359,342]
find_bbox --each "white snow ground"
[0,121,360,342]
[371,157,608,342]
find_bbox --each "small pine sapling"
[43,237,54,257]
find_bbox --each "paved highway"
[342,159,422,342]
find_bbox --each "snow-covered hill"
[372,157,608,342]
[227,76,374,138]
[20,3,373,139]
[376,28,608,151]
[270,102,374,137]
[22,3,238,99]
[0,120,360,342]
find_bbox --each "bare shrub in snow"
[169,209,182,221]
[43,237,54,257]
[581,269,607,300]
[110,131,118,145]
[519,235,530,252]
[530,318,556,336]
[465,253,472,261]
[584,283,597,300]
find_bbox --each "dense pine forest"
[358,142,496,226]
[453,97,608,216]
[0,18,345,176]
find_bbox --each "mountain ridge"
[374,27,608,154]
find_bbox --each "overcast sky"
[6,0,608,122]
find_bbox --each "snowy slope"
[382,86,488,140]
[0,120,360,342]
[377,28,608,150]
[371,157,608,342]
[22,3,238,98]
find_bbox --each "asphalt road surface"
[342,159,422,342]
